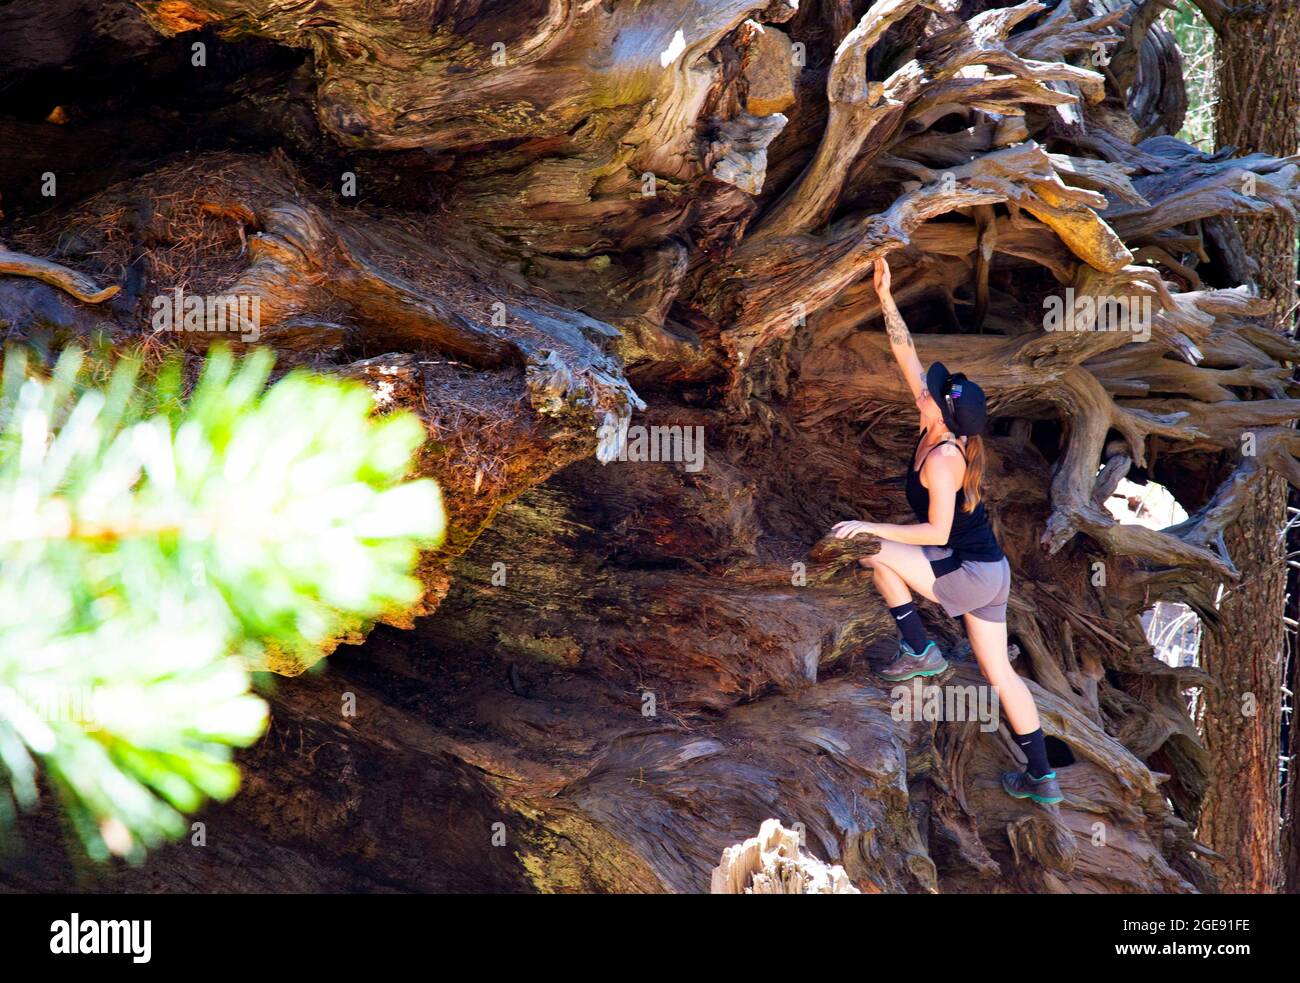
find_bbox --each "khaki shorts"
[922,546,1011,622]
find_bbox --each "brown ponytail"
[961,434,986,512]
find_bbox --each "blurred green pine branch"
[0,344,444,861]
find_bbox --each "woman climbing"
[830,256,1062,806]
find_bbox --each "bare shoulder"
[924,442,967,479]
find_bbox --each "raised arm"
[874,257,926,404]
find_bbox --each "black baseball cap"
[926,361,987,437]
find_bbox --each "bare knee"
[983,661,1028,697]
[984,669,1017,693]
[872,561,903,587]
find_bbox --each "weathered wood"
[0,248,119,304]
[1199,0,1300,896]
[712,819,861,894]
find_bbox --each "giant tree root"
[0,247,119,304]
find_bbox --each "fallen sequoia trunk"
[3,0,1300,893]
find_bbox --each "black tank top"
[905,428,1003,565]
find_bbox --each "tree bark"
[1287,494,1300,892]
[1197,0,1300,894]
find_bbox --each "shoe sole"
[879,659,950,682]
[1001,781,1064,805]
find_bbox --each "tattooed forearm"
[884,306,913,348]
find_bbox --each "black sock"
[1013,728,1052,780]
[888,602,929,653]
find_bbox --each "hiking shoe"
[879,640,948,681]
[1001,769,1064,805]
